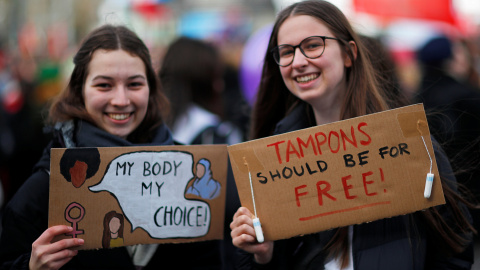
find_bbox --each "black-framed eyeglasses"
[271,35,340,67]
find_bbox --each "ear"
[344,41,357,68]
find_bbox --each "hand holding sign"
[230,207,274,264]
[30,225,84,269]
[228,104,445,242]
[49,145,227,250]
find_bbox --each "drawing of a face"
[109,216,121,236]
[196,163,205,178]
[60,148,100,188]
[70,160,88,188]
[102,211,125,248]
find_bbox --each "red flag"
[353,0,456,25]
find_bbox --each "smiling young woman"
[0,25,222,270]
[230,1,476,269]
[83,49,150,139]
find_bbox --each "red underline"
[299,201,391,221]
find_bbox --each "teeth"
[296,74,319,83]
[108,113,130,120]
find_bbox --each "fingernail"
[77,238,84,245]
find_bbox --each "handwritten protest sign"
[49,145,227,250]
[228,104,445,241]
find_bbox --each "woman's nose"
[111,86,130,106]
[291,47,308,68]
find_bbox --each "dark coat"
[236,103,474,270]
[0,120,222,270]
[416,66,480,235]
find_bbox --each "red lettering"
[328,131,340,153]
[316,181,337,205]
[271,124,369,165]
[340,126,357,150]
[297,135,318,157]
[292,169,388,212]
[267,141,285,164]
[358,122,371,146]
[295,185,308,207]
[342,175,357,199]
[315,132,327,154]
[362,171,377,196]
[286,140,301,162]
[380,167,387,193]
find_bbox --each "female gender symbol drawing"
[64,202,85,238]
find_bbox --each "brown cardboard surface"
[228,104,445,241]
[49,145,227,250]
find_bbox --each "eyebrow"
[91,75,147,81]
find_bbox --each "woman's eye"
[304,42,323,51]
[129,82,145,88]
[279,48,294,57]
[95,83,111,89]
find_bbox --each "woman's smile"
[107,112,133,121]
[83,49,149,139]
[295,73,320,83]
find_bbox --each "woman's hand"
[230,207,274,264]
[29,225,84,270]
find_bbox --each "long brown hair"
[47,24,169,143]
[250,0,388,140]
[250,0,476,268]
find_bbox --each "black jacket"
[236,103,474,270]
[0,120,222,269]
[416,66,480,235]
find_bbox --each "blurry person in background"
[415,34,480,239]
[159,36,243,269]
[159,36,244,145]
[359,34,411,108]
[447,37,480,89]
[0,42,50,207]
[0,24,222,270]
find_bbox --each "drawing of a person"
[60,148,100,188]
[186,158,221,199]
[102,211,124,249]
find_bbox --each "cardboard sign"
[49,145,227,250]
[228,104,445,241]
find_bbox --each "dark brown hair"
[159,36,224,126]
[250,0,387,140]
[250,0,475,268]
[48,24,169,143]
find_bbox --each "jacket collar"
[56,119,174,148]
[273,102,312,135]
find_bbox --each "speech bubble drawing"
[89,151,211,239]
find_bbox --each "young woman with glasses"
[230,1,476,269]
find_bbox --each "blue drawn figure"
[186,158,220,199]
